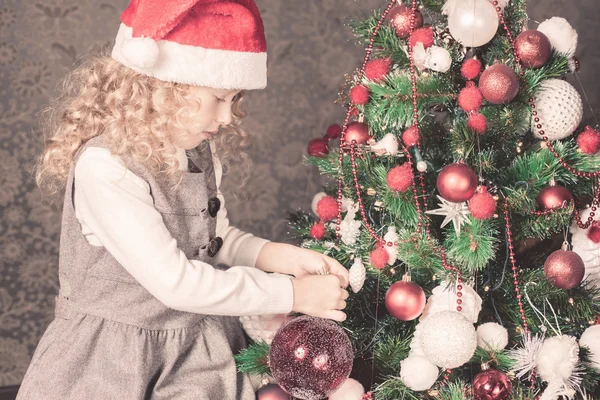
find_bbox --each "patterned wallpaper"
[1,0,599,388]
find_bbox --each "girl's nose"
[217,105,233,127]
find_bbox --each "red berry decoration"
[461,58,483,80]
[385,280,426,321]
[409,26,434,49]
[587,221,600,244]
[256,384,292,400]
[536,185,573,210]
[544,249,585,290]
[349,84,371,105]
[365,57,392,83]
[402,126,419,147]
[316,196,338,222]
[458,86,484,113]
[388,5,424,39]
[307,138,329,157]
[468,187,496,220]
[472,368,512,400]
[310,222,326,240]
[437,163,478,203]
[577,126,600,154]
[387,163,413,193]
[326,124,343,140]
[479,64,520,105]
[515,30,552,69]
[370,247,390,270]
[468,113,487,135]
[342,122,371,145]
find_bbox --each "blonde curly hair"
[35,53,251,199]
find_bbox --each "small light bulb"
[417,161,428,172]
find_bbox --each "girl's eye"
[215,96,226,103]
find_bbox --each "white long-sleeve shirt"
[72,143,294,316]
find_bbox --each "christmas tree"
[238,1,600,399]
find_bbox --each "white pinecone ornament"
[570,208,600,288]
[531,79,583,141]
[349,258,366,293]
[239,313,294,344]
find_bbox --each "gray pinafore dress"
[17,136,256,399]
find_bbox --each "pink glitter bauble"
[268,316,354,400]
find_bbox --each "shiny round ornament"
[479,64,520,104]
[544,249,585,290]
[515,30,552,68]
[343,122,371,145]
[472,369,512,400]
[536,185,573,210]
[256,383,292,400]
[447,0,499,48]
[388,5,423,39]
[385,281,426,321]
[400,355,439,391]
[436,163,478,203]
[531,79,583,140]
[268,316,353,400]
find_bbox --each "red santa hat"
[111,0,267,90]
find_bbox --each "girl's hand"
[291,274,349,322]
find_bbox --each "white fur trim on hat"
[111,24,267,90]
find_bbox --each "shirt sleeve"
[73,147,293,316]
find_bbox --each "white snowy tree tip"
[477,322,509,351]
[400,355,440,391]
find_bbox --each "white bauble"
[420,281,482,324]
[349,258,366,293]
[419,311,478,368]
[447,0,499,48]
[537,17,578,58]
[476,322,509,351]
[426,46,452,73]
[328,378,364,400]
[536,335,579,386]
[570,208,600,288]
[531,79,583,141]
[240,313,294,344]
[311,192,327,215]
[580,325,600,366]
[400,355,440,391]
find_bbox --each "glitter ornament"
[371,133,399,156]
[471,368,512,400]
[307,138,329,157]
[409,26,435,49]
[310,222,326,240]
[256,383,292,400]
[268,316,353,400]
[468,187,497,220]
[388,4,423,39]
[543,249,585,290]
[577,126,600,154]
[446,0,499,48]
[349,258,366,293]
[515,30,552,68]
[570,208,600,288]
[385,279,426,321]
[316,196,339,222]
[240,312,294,345]
[387,163,413,193]
[419,310,478,369]
[476,322,509,351]
[468,113,487,135]
[479,64,520,105]
[370,247,390,270]
[400,355,439,391]
[537,17,578,59]
[349,84,370,105]
[436,163,478,203]
[536,184,573,210]
[580,325,600,367]
[402,126,420,147]
[420,281,482,324]
[458,86,484,112]
[365,57,392,83]
[326,124,343,140]
[311,192,327,215]
[329,378,364,400]
[531,79,583,140]
[343,122,371,145]
[461,58,483,80]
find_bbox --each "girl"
[17,1,349,399]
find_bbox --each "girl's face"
[172,86,241,150]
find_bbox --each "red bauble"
[343,122,371,145]
[469,188,497,220]
[402,126,420,147]
[544,250,585,290]
[316,196,338,222]
[349,85,371,105]
[577,126,600,154]
[479,64,520,105]
[307,138,329,157]
[587,221,600,244]
[256,384,292,400]
[436,163,478,203]
[269,316,353,400]
[387,163,413,193]
[365,57,392,83]
[384,281,426,321]
[310,222,326,240]
[370,247,390,270]
[326,124,343,140]
[461,58,483,80]
[388,5,424,39]
[472,369,512,400]
[515,30,552,69]
[458,86,484,112]
[468,113,488,135]
[409,26,434,49]
[536,185,573,210]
